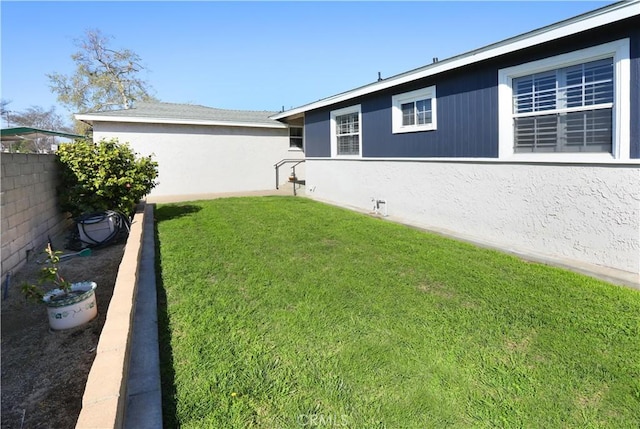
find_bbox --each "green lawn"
[156,196,640,428]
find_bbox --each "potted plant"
[21,243,98,330]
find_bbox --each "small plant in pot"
[22,243,98,330]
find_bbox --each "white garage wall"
[304,159,640,276]
[92,122,304,200]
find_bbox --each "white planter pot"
[43,281,98,330]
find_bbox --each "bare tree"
[2,105,72,153]
[1,99,13,127]
[48,29,156,121]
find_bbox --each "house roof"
[271,0,639,121]
[76,102,287,129]
[1,127,83,142]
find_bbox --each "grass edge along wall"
[155,197,640,427]
[276,3,640,279]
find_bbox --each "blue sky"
[1,1,615,124]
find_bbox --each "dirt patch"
[1,237,125,429]
[418,281,456,300]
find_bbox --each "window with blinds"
[512,58,613,153]
[335,112,360,155]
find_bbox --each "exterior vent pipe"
[371,198,388,217]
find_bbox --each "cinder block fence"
[1,153,71,279]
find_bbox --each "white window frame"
[498,38,630,162]
[391,86,437,134]
[289,126,304,151]
[330,104,362,158]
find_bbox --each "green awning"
[1,127,84,142]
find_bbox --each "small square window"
[392,86,437,134]
[289,126,303,150]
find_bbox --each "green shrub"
[56,138,158,218]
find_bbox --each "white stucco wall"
[92,122,304,200]
[304,160,640,276]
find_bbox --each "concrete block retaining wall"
[1,153,71,279]
[0,152,159,427]
[76,205,148,428]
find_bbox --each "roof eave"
[74,114,287,129]
[271,0,638,120]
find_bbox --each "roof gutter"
[271,0,638,120]
[74,114,288,129]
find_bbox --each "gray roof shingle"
[80,102,282,127]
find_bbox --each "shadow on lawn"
[155,204,202,221]
[156,272,178,427]
[153,205,200,428]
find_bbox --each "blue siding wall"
[630,22,640,159]
[304,109,331,157]
[304,68,499,159]
[304,17,639,159]
[362,68,498,158]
